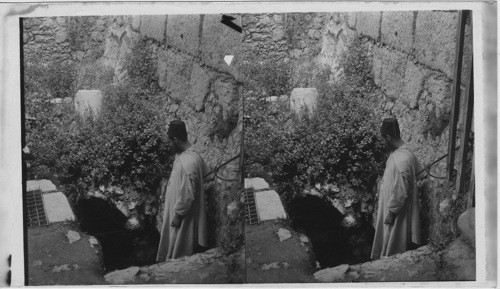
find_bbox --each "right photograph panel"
[241,10,475,283]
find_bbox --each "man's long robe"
[371,145,422,259]
[156,148,208,262]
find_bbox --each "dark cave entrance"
[75,197,160,272]
[288,195,374,268]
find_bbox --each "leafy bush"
[243,36,385,207]
[25,38,171,200]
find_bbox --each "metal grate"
[244,190,259,224]
[25,190,48,227]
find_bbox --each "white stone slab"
[26,179,57,192]
[42,192,75,223]
[290,88,318,115]
[74,90,103,117]
[244,178,270,191]
[254,190,287,221]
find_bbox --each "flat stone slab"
[74,90,103,117]
[27,179,56,192]
[43,192,75,223]
[254,190,287,221]
[290,88,318,115]
[244,177,270,191]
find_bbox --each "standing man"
[371,118,423,259]
[156,120,208,262]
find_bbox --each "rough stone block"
[43,192,76,223]
[26,179,57,192]
[400,61,427,109]
[201,14,241,76]
[314,264,349,282]
[157,48,193,101]
[105,266,140,284]
[254,190,287,221]
[347,12,357,29]
[188,63,212,111]
[131,15,141,31]
[166,14,201,55]
[356,12,381,39]
[74,90,103,118]
[414,11,458,78]
[440,238,475,280]
[244,177,270,191]
[373,46,407,98]
[139,15,167,43]
[214,78,238,118]
[381,11,414,52]
[424,73,452,120]
[457,207,475,249]
[290,88,318,115]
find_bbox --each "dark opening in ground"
[288,195,374,268]
[75,197,160,272]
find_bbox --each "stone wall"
[242,11,473,245]
[23,14,243,250]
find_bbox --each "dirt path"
[245,220,316,283]
[27,222,105,285]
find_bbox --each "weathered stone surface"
[315,245,439,282]
[26,179,56,192]
[131,15,141,31]
[373,46,407,98]
[28,223,105,285]
[43,192,76,223]
[139,15,167,43]
[457,207,475,248]
[120,248,245,284]
[400,61,427,109]
[254,190,287,221]
[188,63,212,111]
[201,14,241,76]
[246,221,316,283]
[66,230,81,244]
[157,48,193,101]
[424,73,452,120]
[244,177,270,191]
[166,14,201,55]
[214,78,238,118]
[356,12,381,39]
[290,88,318,115]
[414,11,458,78]
[74,90,103,118]
[439,238,475,281]
[104,266,140,284]
[314,264,349,282]
[381,11,414,52]
[277,228,291,242]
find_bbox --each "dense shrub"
[243,36,385,206]
[25,38,171,200]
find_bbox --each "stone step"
[254,190,287,221]
[244,177,270,191]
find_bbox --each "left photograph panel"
[21,14,244,285]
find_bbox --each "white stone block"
[74,90,103,118]
[26,179,56,192]
[42,192,75,223]
[290,88,318,116]
[254,190,287,221]
[244,177,270,191]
